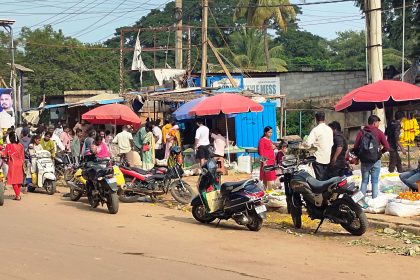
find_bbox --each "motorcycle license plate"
[352,191,364,203]
[106,177,116,184]
[255,205,267,214]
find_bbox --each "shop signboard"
[243,77,281,107]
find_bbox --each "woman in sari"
[142,123,156,170]
[3,132,25,200]
[164,124,180,159]
[258,126,276,190]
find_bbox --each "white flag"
[131,30,149,86]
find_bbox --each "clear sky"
[0,0,365,43]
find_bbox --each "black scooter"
[82,160,120,214]
[191,158,267,231]
[265,155,368,236]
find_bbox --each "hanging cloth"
[153,69,186,87]
[131,30,150,86]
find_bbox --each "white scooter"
[27,150,57,195]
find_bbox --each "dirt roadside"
[0,184,419,280]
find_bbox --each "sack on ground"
[205,190,223,213]
[385,199,420,217]
[364,194,397,214]
[379,173,409,191]
[266,190,287,208]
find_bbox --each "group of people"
[259,111,420,198]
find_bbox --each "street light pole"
[175,0,183,69]
[401,0,406,81]
[0,19,18,125]
[200,0,208,88]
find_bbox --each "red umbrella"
[82,104,141,127]
[335,80,420,112]
[188,93,263,116]
[188,93,263,163]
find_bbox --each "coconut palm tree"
[235,0,296,71]
[216,28,288,72]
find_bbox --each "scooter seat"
[306,176,342,194]
[221,180,248,194]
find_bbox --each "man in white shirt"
[152,120,163,160]
[48,125,65,152]
[194,118,210,166]
[113,125,134,156]
[303,111,334,180]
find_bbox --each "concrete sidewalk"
[367,213,420,234]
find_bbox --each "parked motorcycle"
[117,147,194,204]
[191,158,267,231]
[27,150,57,195]
[117,163,194,204]
[55,151,75,181]
[265,155,368,236]
[66,161,125,202]
[81,160,119,214]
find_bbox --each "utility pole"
[175,0,183,69]
[0,19,18,125]
[187,26,192,78]
[366,0,385,129]
[401,0,406,81]
[200,0,208,87]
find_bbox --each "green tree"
[0,31,16,87]
[273,27,339,71]
[104,0,241,88]
[218,28,288,72]
[283,110,314,137]
[329,30,366,70]
[19,26,120,100]
[355,0,419,58]
[274,28,330,59]
[235,0,297,71]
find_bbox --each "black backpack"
[356,130,381,163]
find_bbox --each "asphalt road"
[0,187,419,280]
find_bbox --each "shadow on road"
[59,199,110,214]
[163,215,248,231]
[264,222,356,238]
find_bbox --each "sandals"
[13,196,21,201]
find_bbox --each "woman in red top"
[3,132,25,200]
[258,126,276,190]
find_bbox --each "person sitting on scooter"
[26,134,44,180]
[399,135,420,192]
[91,135,110,160]
[41,132,56,158]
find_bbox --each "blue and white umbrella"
[173,96,207,120]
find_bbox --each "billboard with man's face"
[0,88,15,129]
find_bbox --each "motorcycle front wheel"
[192,204,216,224]
[170,180,194,204]
[64,167,75,181]
[107,193,119,214]
[69,184,83,201]
[289,195,302,229]
[246,211,263,231]
[337,199,368,236]
[44,180,56,195]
